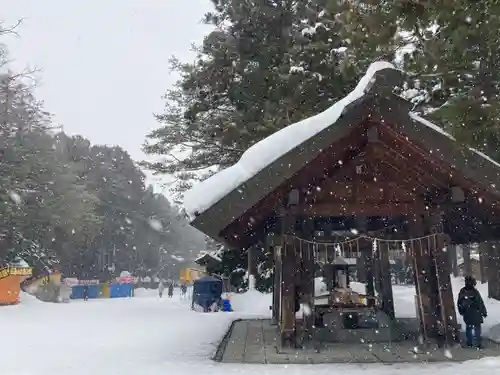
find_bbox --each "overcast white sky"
[1,0,213,193]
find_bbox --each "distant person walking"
[180,284,187,299]
[83,285,89,301]
[457,276,487,348]
[158,280,165,298]
[168,283,174,298]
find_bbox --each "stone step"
[313,309,400,343]
[315,326,395,343]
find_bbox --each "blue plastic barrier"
[222,298,232,312]
[71,284,101,299]
[109,283,133,298]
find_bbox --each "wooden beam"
[227,128,369,238]
[371,142,448,190]
[381,125,500,226]
[305,147,374,205]
[380,125,453,186]
[364,144,429,193]
[297,201,426,217]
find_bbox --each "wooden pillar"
[273,245,282,324]
[412,212,459,346]
[298,219,315,345]
[374,245,382,296]
[280,235,296,347]
[362,242,375,306]
[450,245,459,277]
[410,214,436,343]
[463,244,472,276]
[432,233,459,345]
[298,240,315,344]
[247,245,258,290]
[357,252,367,283]
[487,241,500,300]
[269,232,282,325]
[478,242,488,284]
[377,240,395,319]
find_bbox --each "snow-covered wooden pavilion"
[184,61,500,348]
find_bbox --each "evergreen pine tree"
[143,0,401,199]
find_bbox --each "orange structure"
[179,268,205,284]
[0,267,32,305]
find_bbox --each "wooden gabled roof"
[194,252,221,267]
[189,68,500,247]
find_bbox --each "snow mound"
[486,323,500,343]
[184,61,397,216]
[229,289,271,317]
[314,276,328,296]
[133,287,158,298]
[19,291,43,305]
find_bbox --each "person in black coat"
[457,276,487,348]
[83,285,89,301]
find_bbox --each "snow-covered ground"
[2,284,500,375]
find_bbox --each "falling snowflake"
[148,219,163,231]
[8,191,22,205]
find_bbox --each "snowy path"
[1,290,500,375]
[1,291,234,375]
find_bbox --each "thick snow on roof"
[183,61,396,217]
[184,61,500,219]
[10,257,30,268]
[195,251,222,263]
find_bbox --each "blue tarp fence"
[109,283,133,298]
[71,284,101,299]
